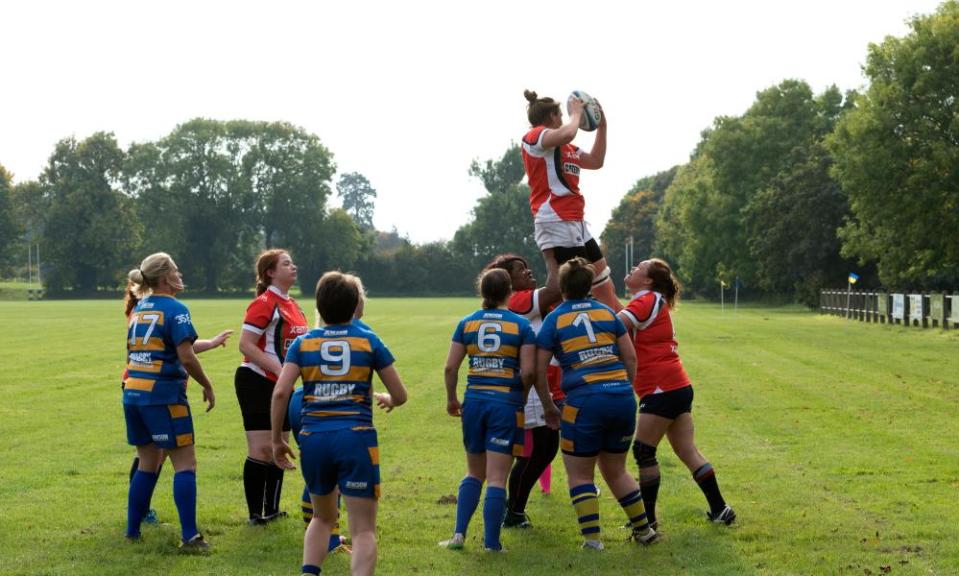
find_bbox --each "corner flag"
[848,272,860,285]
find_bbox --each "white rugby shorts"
[534,220,594,251]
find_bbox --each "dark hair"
[123,287,139,317]
[484,253,528,274]
[525,89,561,126]
[315,271,359,325]
[477,268,512,309]
[255,249,289,296]
[647,258,681,308]
[559,257,594,300]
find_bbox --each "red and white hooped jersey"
[241,285,308,382]
[521,126,584,223]
[509,288,565,402]
[620,290,691,398]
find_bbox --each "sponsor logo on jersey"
[174,313,191,325]
[471,357,506,371]
[578,346,615,364]
[482,312,504,319]
[129,352,153,364]
[563,162,581,176]
[571,303,591,310]
[324,329,348,336]
[309,383,356,401]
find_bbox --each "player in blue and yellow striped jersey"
[122,252,215,550]
[272,272,407,576]
[438,268,557,552]
[537,257,657,550]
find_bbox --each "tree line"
[2,2,956,301]
[602,1,959,303]
[0,118,538,296]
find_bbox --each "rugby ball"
[567,90,602,132]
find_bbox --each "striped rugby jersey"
[521,125,584,223]
[452,308,536,406]
[537,299,631,397]
[123,295,198,406]
[285,323,395,433]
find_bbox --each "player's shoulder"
[508,289,535,315]
[247,291,276,310]
[523,125,547,145]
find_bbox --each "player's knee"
[632,441,658,469]
[592,266,612,286]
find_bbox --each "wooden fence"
[820,290,959,329]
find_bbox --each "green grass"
[0,281,40,301]
[0,299,957,575]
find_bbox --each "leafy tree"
[451,144,541,278]
[0,165,18,270]
[39,133,141,292]
[655,81,851,297]
[296,208,363,294]
[336,172,377,231]
[744,144,855,305]
[601,166,678,294]
[827,1,959,289]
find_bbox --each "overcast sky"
[1,0,943,243]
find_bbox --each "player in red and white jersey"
[484,254,565,528]
[236,249,309,524]
[520,89,621,313]
[618,258,736,528]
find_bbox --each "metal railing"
[820,290,959,329]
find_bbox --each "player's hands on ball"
[447,398,463,418]
[374,392,396,412]
[568,97,585,118]
[594,99,606,128]
[274,441,297,470]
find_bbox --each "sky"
[0,0,944,244]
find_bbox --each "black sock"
[639,472,661,526]
[693,463,726,514]
[507,426,559,514]
[244,457,270,518]
[263,463,285,516]
[129,457,140,483]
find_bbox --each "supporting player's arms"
[176,341,214,412]
[271,362,299,469]
[535,348,561,430]
[617,333,637,386]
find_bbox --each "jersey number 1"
[572,313,597,343]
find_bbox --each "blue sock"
[482,486,507,550]
[126,470,159,537]
[454,476,483,536]
[173,470,199,541]
[301,564,321,575]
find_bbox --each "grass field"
[1,298,957,575]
